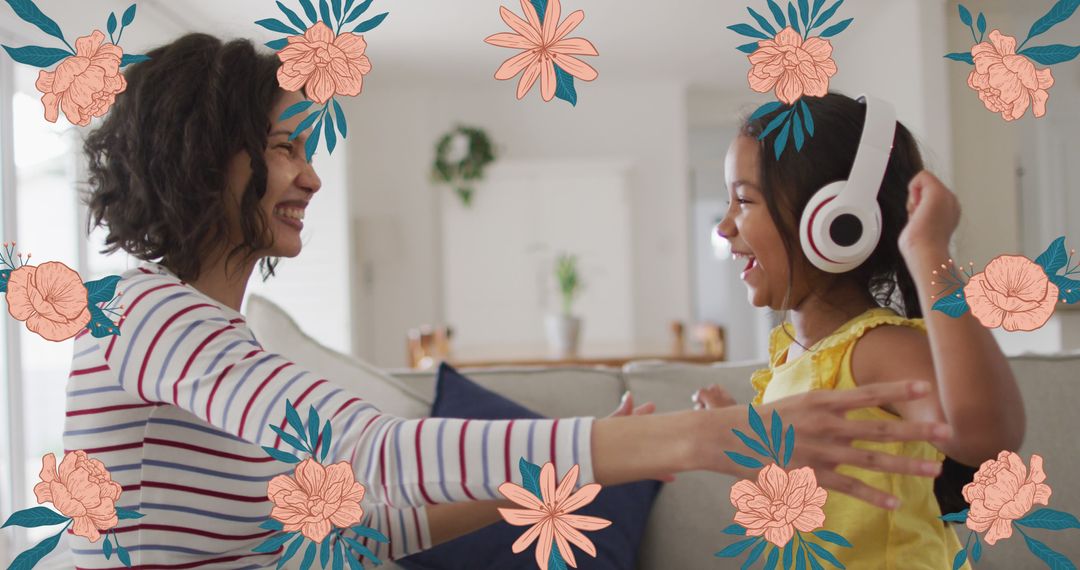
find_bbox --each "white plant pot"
[545,314,582,359]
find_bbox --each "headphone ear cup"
[800,182,882,273]
[800,183,845,273]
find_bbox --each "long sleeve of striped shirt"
[65,264,595,568]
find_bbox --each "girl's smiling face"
[718,135,814,310]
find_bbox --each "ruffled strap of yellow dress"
[809,308,926,392]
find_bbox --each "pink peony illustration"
[747,27,837,105]
[964,255,1059,332]
[5,261,91,341]
[498,463,611,569]
[267,458,365,543]
[967,30,1054,121]
[33,451,122,542]
[276,21,371,104]
[963,451,1052,545]
[484,0,599,102]
[34,30,127,126]
[729,463,828,547]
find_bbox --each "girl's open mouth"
[732,251,758,278]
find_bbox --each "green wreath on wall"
[431,126,496,207]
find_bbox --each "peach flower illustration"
[6,261,91,341]
[498,463,611,569]
[267,458,365,543]
[276,21,371,105]
[747,27,837,105]
[963,255,1059,332]
[484,0,599,102]
[963,451,1052,545]
[33,451,122,542]
[34,30,127,127]
[967,30,1054,121]
[730,463,828,547]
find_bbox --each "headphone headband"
[835,95,897,209]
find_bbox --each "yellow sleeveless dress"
[750,308,969,569]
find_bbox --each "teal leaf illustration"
[808,551,825,570]
[751,101,784,121]
[797,541,807,570]
[783,425,795,466]
[728,23,770,40]
[253,531,299,553]
[758,109,793,140]
[290,109,322,142]
[298,0,319,24]
[122,3,136,26]
[800,100,814,136]
[332,0,342,23]
[958,4,972,26]
[1036,236,1068,274]
[553,63,577,106]
[108,12,117,36]
[9,522,64,565]
[952,548,968,570]
[256,18,301,35]
[723,524,748,535]
[333,537,345,570]
[333,98,348,137]
[86,275,121,305]
[320,420,333,461]
[280,100,314,122]
[353,12,388,33]
[940,509,969,523]
[799,0,810,27]
[764,545,780,570]
[932,289,968,318]
[117,546,131,567]
[944,52,975,64]
[2,506,68,528]
[972,534,982,561]
[748,404,773,455]
[811,0,826,22]
[345,544,363,570]
[806,541,845,569]
[733,428,771,457]
[307,406,321,453]
[1051,275,1080,304]
[271,425,309,453]
[810,0,844,31]
[1020,44,1080,65]
[342,535,382,565]
[278,534,306,569]
[793,112,805,151]
[260,519,285,531]
[1024,0,1080,45]
[115,508,144,520]
[285,400,308,444]
[784,539,794,569]
[812,530,852,548]
[325,111,338,155]
[263,446,303,463]
[767,0,786,28]
[549,540,569,570]
[745,539,769,570]
[321,535,332,568]
[738,41,761,53]
[748,7,777,36]
[266,38,290,50]
[1016,508,1080,530]
[788,2,801,36]
[770,410,782,456]
[520,457,543,499]
[104,533,113,558]
[774,119,792,159]
[120,54,150,67]
[0,45,71,68]
[977,12,986,36]
[716,537,760,557]
[725,451,765,469]
[344,0,373,24]
[319,0,332,27]
[344,0,356,17]
[277,1,309,32]
[6,0,67,46]
[87,304,120,338]
[0,268,9,292]
[349,525,390,543]
[820,17,853,38]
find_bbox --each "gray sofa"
[246,294,1080,569]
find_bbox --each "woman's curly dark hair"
[84,33,286,281]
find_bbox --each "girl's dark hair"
[740,92,977,517]
[84,33,283,281]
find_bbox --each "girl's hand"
[608,392,676,483]
[899,170,961,259]
[692,384,737,410]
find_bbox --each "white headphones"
[798,94,896,273]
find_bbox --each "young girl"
[698,93,1026,568]
[67,36,954,568]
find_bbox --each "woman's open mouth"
[273,204,305,231]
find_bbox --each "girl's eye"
[735,196,752,205]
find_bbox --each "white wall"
[344,81,692,367]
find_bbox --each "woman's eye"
[277,143,294,152]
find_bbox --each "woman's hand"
[899,170,961,260]
[692,384,737,410]
[695,380,951,510]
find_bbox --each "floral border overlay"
[945,2,1079,122]
[715,405,853,569]
[728,0,850,159]
[0,242,123,342]
[1,451,144,569]
[256,0,389,162]
[497,459,612,570]
[931,236,1079,331]
[940,451,1079,569]
[255,400,389,569]
[484,0,599,106]
[1,1,149,126]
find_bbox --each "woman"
[69,33,951,567]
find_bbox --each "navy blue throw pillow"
[397,363,662,570]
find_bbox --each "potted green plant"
[545,253,583,358]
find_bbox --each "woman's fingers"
[809,442,943,478]
[693,385,737,410]
[814,469,900,510]
[607,392,634,418]
[823,417,952,444]
[633,402,656,415]
[818,380,932,413]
